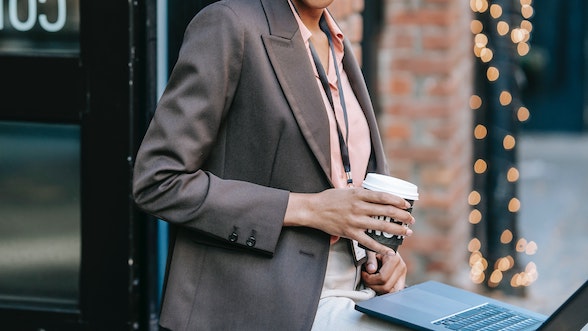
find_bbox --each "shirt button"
[246,236,256,247]
[228,232,238,242]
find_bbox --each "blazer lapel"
[260,0,388,180]
[342,39,388,175]
[260,0,333,182]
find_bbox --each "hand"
[362,250,407,294]
[284,187,415,255]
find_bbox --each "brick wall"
[331,0,474,285]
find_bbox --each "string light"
[499,91,512,106]
[507,167,519,182]
[469,209,483,224]
[521,5,533,19]
[520,20,533,32]
[480,48,493,62]
[525,241,538,255]
[470,95,483,109]
[516,238,528,252]
[503,135,516,150]
[486,67,499,81]
[508,197,521,212]
[496,256,513,271]
[474,124,488,139]
[470,0,538,289]
[468,191,482,205]
[471,0,489,13]
[517,106,530,121]
[468,238,482,252]
[490,4,502,18]
[471,20,483,34]
[517,42,530,56]
[500,229,513,243]
[474,159,487,173]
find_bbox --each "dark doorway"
[520,0,586,132]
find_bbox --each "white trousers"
[311,239,411,331]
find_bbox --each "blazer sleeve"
[132,3,288,255]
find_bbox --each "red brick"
[391,8,458,27]
[390,74,414,95]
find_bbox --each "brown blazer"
[132,0,388,330]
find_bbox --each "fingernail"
[406,228,413,236]
[410,216,416,224]
[385,250,396,256]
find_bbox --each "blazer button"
[228,232,238,242]
[246,236,256,247]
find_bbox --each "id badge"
[350,239,367,266]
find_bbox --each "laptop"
[355,279,588,331]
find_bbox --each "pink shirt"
[288,4,371,189]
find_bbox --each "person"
[132,0,415,330]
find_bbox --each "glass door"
[0,0,155,329]
[0,0,82,313]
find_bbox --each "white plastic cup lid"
[362,173,419,200]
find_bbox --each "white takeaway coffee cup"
[361,173,419,252]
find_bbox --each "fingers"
[392,274,407,292]
[293,188,416,250]
[352,217,412,251]
[382,253,407,292]
[365,251,379,274]
[355,231,397,256]
[362,253,407,294]
[360,188,411,210]
[363,216,414,236]
[354,189,415,226]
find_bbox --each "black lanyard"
[309,15,353,186]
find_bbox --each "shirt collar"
[322,10,345,54]
[287,1,345,53]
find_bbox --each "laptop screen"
[538,280,588,331]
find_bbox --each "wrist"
[283,192,315,227]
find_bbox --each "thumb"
[365,251,378,274]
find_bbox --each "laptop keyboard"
[432,303,542,331]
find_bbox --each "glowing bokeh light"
[471,20,483,34]
[474,124,487,139]
[503,134,516,150]
[521,4,534,18]
[468,191,482,205]
[475,33,488,47]
[511,28,525,43]
[516,238,528,252]
[469,209,483,224]
[480,48,493,62]
[520,20,533,32]
[468,238,482,252]
[500,229,513,244]
[470,95,483,109]
[496,21,509,35]
[474,159,487,174]
[499,91,512,106]
[525,241,538,255]
[517,106,530,121]
[517,42,530,56]
[487,67,499,81]
[490,4,502,18]
[507,167,519,182]
[508,197,521,212]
